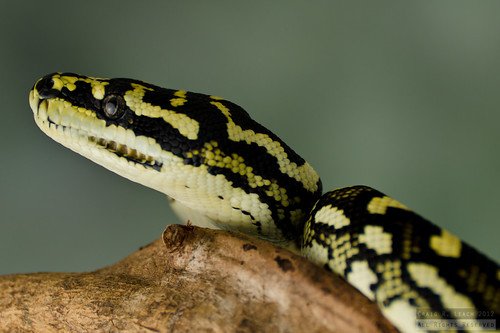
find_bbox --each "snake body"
[30,73,499,332]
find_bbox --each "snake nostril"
[35,74,60,99]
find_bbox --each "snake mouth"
[89,136,163,171]
[30,91,163,171]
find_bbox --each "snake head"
[29,72,322,245]
[29,72,168,186]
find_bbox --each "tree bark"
[0,224,397,332]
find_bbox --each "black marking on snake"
[217,195,223,200]
[46,116,59,128]
[231,207,256,221]
[110,151,163,171]
[35,75,60,99]
[274,256,294,272]
[241,210,255,220]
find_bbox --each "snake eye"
[103,95,125,119]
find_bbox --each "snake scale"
[29,73,499,332]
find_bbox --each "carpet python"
[29,73,499,332]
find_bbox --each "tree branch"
[0,224,397,332]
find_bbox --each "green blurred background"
[1,1,499,274]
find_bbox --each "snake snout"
[34,73,60,99]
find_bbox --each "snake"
[29,73,499,332]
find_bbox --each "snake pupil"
[103,95,125,119]
[105,99,117,116]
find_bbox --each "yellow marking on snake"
[346,261,378,300]
[374,260,420,306]
[367,196,409,215]
[323,233,360,274]
[313,205,350,229]
[174,90,187,98]
[382,300,420,333]
[430,230,462,258]
[409,263,474,308]
[124,84,199,140]
[50,73,109,99]
[170,90,187,107]
[407,263,482,328]
[359,225,392,255]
